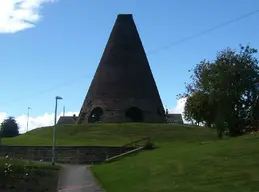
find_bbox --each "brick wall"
[0,146,135,164]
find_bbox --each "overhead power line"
[147,8,259,55]
[4,8,259,108]
[3,74,94,108]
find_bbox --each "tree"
[184,91,215,127]
[0,116,19,138]
[180,44,259,138]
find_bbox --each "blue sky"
[0,0,259,131]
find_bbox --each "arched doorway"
[125,107,143,122]
[88,107,103,123]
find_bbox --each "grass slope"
[2,123,216,146]
[2,123,258,191]
[91,133,259,192]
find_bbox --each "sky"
[0,0,258,133]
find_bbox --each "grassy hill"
[2,123,259,192]
[2,123,216,146]
[90,130,259,192]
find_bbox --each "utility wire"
[3,74,94,108]
[4,8,259,108]
[147,8,259,55]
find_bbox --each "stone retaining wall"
[0,146,135,164]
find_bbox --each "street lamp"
[52,96,63,166]
[26,107,31,133]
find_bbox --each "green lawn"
[2,123,258,191]
[91,133,259,192]
[2,123,216,146]
[0,157,60,192]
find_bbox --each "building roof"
[57,116,77,125]
[166,114,184,124]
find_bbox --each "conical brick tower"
[77,14,166,123]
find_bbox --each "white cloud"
[0,111,78,134]
[0,112,8,123]
[169,97,186,114]
[168,97,189,123]
[0,0,55,33]
[0,99,187,134]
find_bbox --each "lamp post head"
[56,96,63,100]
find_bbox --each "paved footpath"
[57,165,104,192]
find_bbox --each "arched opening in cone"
[125,107,143,122]
[88,107,103,123]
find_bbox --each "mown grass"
[91,132,259,192]
[0,157,60,192]
[2,123,216,146]
[3,123,258,191]
[1,123,214,191]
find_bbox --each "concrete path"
[57,165,104,192]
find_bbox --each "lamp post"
[52,96,63,166]
[26,107,31,133]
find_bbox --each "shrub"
[143,140,155,150]
[0,155,30,190]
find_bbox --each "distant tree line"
[179,44,259,138]
[0,116,19,139]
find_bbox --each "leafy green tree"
[184,91,215,127]
[180,44,259,138]
[0,116,19,138]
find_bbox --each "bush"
[143,140,155,150]
[0,155,31,190]
[0,156,60,192]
